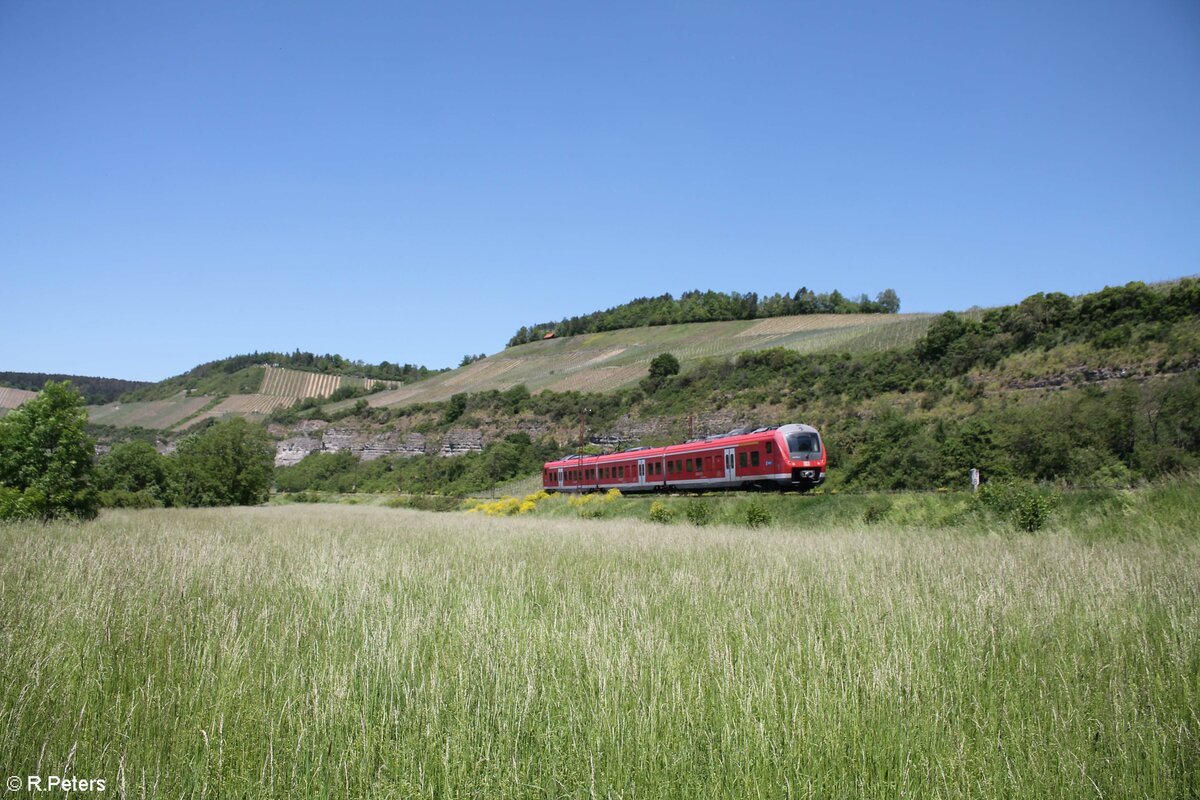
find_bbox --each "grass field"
[2,491,1197,798]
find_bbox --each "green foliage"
[385,495,463,512]
[441,393,468,425]
[648,500,675,523]
[683,500,712,526]
[742,500,771,528]
[173,418,274,507]
[275,435,560,497]
[0,381,98,520]
[862,499,892,524]
[977,480,1059,532]
[96,441,174,506]
[648,352,681,379]
[507,286,901,346]
[97,489,164,509]
[0,371,149,405]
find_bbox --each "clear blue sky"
[2,1,1197,381]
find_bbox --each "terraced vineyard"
[83,367,405,430]
[182,393,298,427]
[0,387,37,412]
[261,367,399,399]
[355,313,936,410]
[87,395,214,429]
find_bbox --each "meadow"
[1,494,1197,798]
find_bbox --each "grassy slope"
[1,496,1195,798]
[79,313,933,429]
[85,367,384,430]
[349,312,936,411]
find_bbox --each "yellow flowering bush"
[466,490,552,516]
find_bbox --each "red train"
[542,424,826,494]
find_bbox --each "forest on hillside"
[0,372,149,405]
[507,287,900,346]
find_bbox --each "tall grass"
[1,505,1197,798]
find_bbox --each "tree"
[0,381,98,520]
[172,417,274,506]
[648,353,681,379]
[876,288,900,314]
[96,440,174,506]
[442,393,469,425]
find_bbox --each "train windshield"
[787,432,821,456]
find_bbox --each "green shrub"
[98,489,163,509]
[1013,491,1054,532]
[387,495,462,512]
[743,500,771,528]
[977,480,1059,532]
[683,500,712,526]
[862,499,892,525]
[648,500,675,524]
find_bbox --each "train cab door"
[637,459,647,487]
[724,448,736,483]
[556,468,564,489]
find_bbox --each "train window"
[667,461,674,474]
[618,466,624,478]
[684,458,691,472]
[751,452,760,467]
[656,462,662,475]
[740,452,748,468]
[766,442,773,454]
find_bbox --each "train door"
[556,468,564,489]
[724,448,736,483]
[637,459,646,487]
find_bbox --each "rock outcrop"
[439,429,484,457]
[275,437,322,467]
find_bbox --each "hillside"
[347,312,937,411]
[0,371,150,405]
[268,279,1200,497]
[86,366,410,431]
[120,351,439,402]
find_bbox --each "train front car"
[775,423,826,490]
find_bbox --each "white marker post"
[970,468,980,492]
